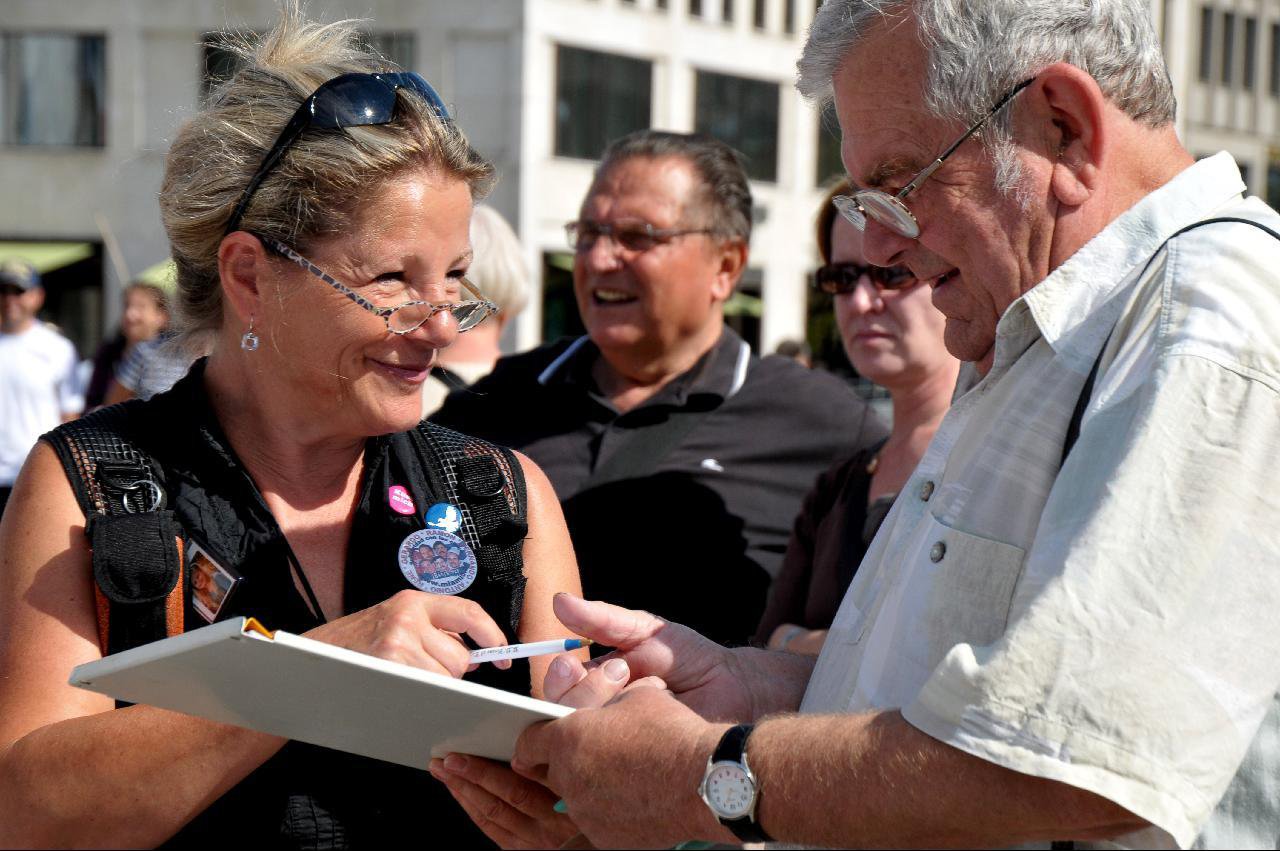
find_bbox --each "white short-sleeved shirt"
[802,153,1280,848]
[0,322,83,486]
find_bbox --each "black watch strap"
[711,724,774,844]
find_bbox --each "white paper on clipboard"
[69,617,573,767]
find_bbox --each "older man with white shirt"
[431,2,1280,848]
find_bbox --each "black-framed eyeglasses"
[834,77,1036,240]
[255,235,497,335]
[224,71,451,236]
[814,262,916,294]
[565,220,717,253]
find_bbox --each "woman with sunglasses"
[756,179,959,655]
[0,7,582,848]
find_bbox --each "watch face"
[705,762,754,818]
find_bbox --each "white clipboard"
[69,617,573,767]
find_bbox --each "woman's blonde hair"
[468,205,529,319]
[159,2,494,348]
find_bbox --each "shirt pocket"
[895,513,1027,675]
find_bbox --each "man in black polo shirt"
[434,130,885,647]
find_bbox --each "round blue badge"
[424,502,463,534]
[397,528,478,596]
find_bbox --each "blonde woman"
[0,7,581,847]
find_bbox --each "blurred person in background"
[434,130,886,648]
[770,338,812,368]
[103,330,196,404]
[422,203,530,415]
[0,258,83,517]
[83,281,171,410]
[756,180,959,653]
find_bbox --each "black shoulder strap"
[43,404,185,655]
[1061,214,1280,465]
[412,422,529,637]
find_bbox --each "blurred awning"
[0,241,94,273]
[136,257,177,292]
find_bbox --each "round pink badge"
[388,485,416,516]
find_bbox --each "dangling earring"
[241,316,260,352]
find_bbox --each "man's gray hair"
[597,130,753,243]
[798,0,1175,193]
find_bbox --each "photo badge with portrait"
[397,528,478,596]
[188,541,241,623]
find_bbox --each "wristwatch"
[697,723,774,843]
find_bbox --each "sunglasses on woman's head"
[224,71,450,236]
[814,262,917,294]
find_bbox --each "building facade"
[1,0,1275,360]
[0,0,837,359]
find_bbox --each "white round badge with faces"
[398,528,478,596]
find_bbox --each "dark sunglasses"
[224,71,451,235]
[813,262,916,294]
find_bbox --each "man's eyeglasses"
[225,72,451,236]
[834,77,1036,240]
[255,235,497,335]
[814,262,916,294]
[565,220,716,253]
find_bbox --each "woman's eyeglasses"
[565,220,716,253]
[813,262,917,294]
[255,235,497,335]
[225,72,451,236]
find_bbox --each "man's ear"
[710,239,748,302]
[1033,63,1107,209]
[217,232,268,324]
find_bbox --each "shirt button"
[919,480,935,501]
[929,541,946,563]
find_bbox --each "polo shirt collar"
[998,151,1246,372]
[537,327,754,410]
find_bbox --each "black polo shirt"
[433,328,887,646]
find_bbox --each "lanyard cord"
[282,537,328,624]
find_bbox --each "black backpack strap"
[1061,214,1280,465]
[42,404,185,654]
[412,423,529,637]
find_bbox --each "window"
[1271,23,1280,95]
[554,45,652,161]
[1267,162,1280,208]
[1239,161,1251,190]
[656,0,668,8]
[695,70,780,181]
[360,32,415,71]
[1199,6,1214,82]
[723,0,734,24]
[690,0,704,17]
[1245,17,1258,90]
[1222,11,1236,85]
[785,0,797,34]
[0,32,106,146]
[815,101,843,186]
[753,0,767,29]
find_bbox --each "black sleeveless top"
[44,361,528,849]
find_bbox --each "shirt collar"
[538,327,754,410]
[1006,151,1247,371]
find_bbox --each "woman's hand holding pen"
[304,590,512,679]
